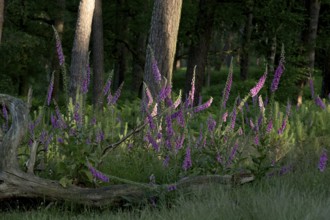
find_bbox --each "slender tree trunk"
[132,33,147,97]
[185,0,216,106]
[268,36,277,73]
[240,2,254,81]
[69,0,95,100]
[92,0,104,108]
[52,0,65,101]
[297,0,320,106]
[321,49,330,98]
[215,31,234,72]
[144,0,183,100]
[0,0,4,44]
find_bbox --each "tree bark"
[185,0,217,106]
[69,0,95,100]
[297,0,321,106]
[144,0,183,100]
[0,0,4,44]
[92,0,104,109]
[321,49,330,98]
[240,1,254,81]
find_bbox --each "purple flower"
[163,155,170,167]
[173,92,182,109]
[146,132,159,152]
[194,97,213,113]
[108,82,124,105]
[152,59,162,83]
[73,103,82,125]
[238,127,243,136]
[47,73,54,106]
[51,114,59,129]
[207,116,217,132]
[167,184,177,191]
[254,134,259,145]
[52,26,65,66]
[88,163,110,182]
[271,63,284,93]
[188,71,196,107]
[182,147,192,171]
[227,142,239,166]
[146,112,156,130]
[103,79,112,96]
[249,119,255,129]
[222,111,228,122]
[158,85,171,102]
[318,149,328,172]
[57,137,64,144]
[250,71,267,97]
[266,119,273,133]
[315,96,326,109]
[172,110,185,127]
[175,134,185,152]
[222,63,233,108]
[166,115,174,138]
[279,165,292,176]
[278,118,287,135]
[145,86,153,107]
[96,129,105,143]
[81,63,91,94]
[216,153,223,165]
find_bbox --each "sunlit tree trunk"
[92,0,104,109]
[144,0,183,100]
[185,0,216,106]
[69,0,95,100]
[0,0,4,44]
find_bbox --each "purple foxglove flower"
[165,139,172,150]
[50,114,59,129]
[146,112,156,130]
[254,134,259,145]
[88,163,109,182]
[158,85,172,102]
[146,132,159,152]
[216,153,223,164]
[81,64,91,94]
[249,119,255,129]
[173,92,182,109]
[166,115,174,137]
[182,147,192,171]
[278,118,287,135]
[73,103,82,125]
[108,82,124,105]
[57,137,64,144]
[96,129,105,143]
[152,59,162,83]
[222,63,233,108]
[222,111,228,122]
[279,165,292,176]
[315,96,326,110]
[318,149,328,172]
[47,73,54,106]
[194,97,213,113]
[227,142,239,166]
[258,95,265,113]
[151,103,158,117]
[145,86,153,107]
[175,134,185,152]
[52,26,65,66]
[163,155,170,167]
[266,119,273,133]
[188,71,196,107]
[207,116,217,132]
[167,184,177,191]
[103,79,112,96]
[250,72,267,97]
[309,78,315,99]
[271,63,284,93]
[238,127,243,136]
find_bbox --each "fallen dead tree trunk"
[0,94,254,207]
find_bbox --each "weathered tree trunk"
[185,0,216,106]
[0,94,254,207]
[144,0,183,100]
[0,0,4,44]
[132,33,147,96]
[92,0,104,109]
[321,49,330,98]
[240,1,254,81]
[69,0,95,100]
[297,0,320,106]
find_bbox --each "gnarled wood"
[0,94,254,207]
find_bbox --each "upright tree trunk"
[215,31,234,72]
[297,0,320,106]
[132,33,147,96]
[268,36,277,73]
[52,0,65,101]
[0,0,4,44]
[185,0,216,106]
[144,0,183,100]
[321,49,330,98]
[240,2,254,81]
[92,0,104,109]
[69,0,95,99]
[113,0,129,90]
